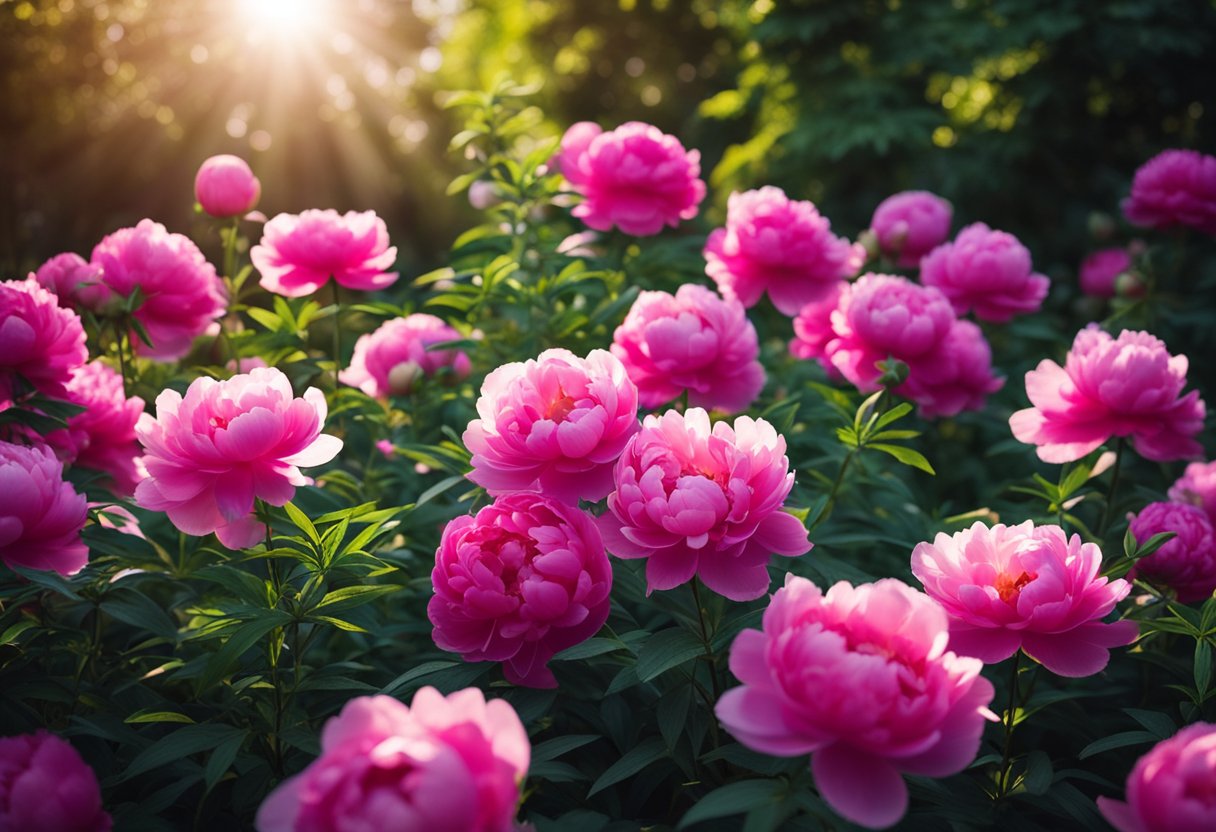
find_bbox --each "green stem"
[998,651,1022,798]
[1098,437,1126,540]
[691,580,721,702]
[814,448,857,531]
[332,281,344,389]
[114,320,130,398]
[257,500,286,776]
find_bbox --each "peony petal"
[812,744,909,830]
[1020,619,1139,678]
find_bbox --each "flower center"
[994,570,1036,604]
[547,392,579,422]
[209,415,229,431]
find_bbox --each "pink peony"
[1097,722,1216,832]
[1079,247,1132,299]
[429,492,612,688]
[869,190,953,268]
[91,219,228,360]
[33,252,109,311]
[45,362,145,496]
[788,282,845,370]
[1009,325,1206,464]
[902,319,1005,419]
[251,209,399,298]
[1122,149,1216,236]
[1128,501,1216,604]
[911,521,1139,676]
[134,367,342,549]
[0,278,88,405]
[0,441,89,575]
[1171,461,1216,526]
[704,187,865,316]
[340,314,471,398]
[920,223,1050,322]
[716,575,996,830]
[0,731,111,832]
[554,121,706,236]
[194,154,261,218]
[610,284,764,413]
[597,408,811,601]
[463,348,640,504]
[256,688,529,832]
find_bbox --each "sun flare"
[235,0,332,38]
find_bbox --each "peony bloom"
[0,278,88,404]
[554,121,705,236]
[1172,461,1216,526]
[134,367,342,549]
[91,219,228,361]
[788,281,845,370]
[911,521,1139,676]
[1128,501,1216,604]
[1122,149,1216,236]
[251,209,398,298]
[716,576,996,830]
[33,252,109,311]
[704,187,864,316]
[902,319,1004,419]
[429,492,612,688]
[920,223,1050,322]
[1079,247,1132,299]
[0,731,111,832]
[610,284,764,413]
[340,314,471,398]
[1009,325,1205,464]
[597,408,811,601]
[463,349,639,504]
[256,688,529,832]
[0,441,89,575]
[46,362,145,496]
[1097,722,1216,832]
[869,190,953,268]
[194,154,261,218]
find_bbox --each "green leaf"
[380,660,458,695]
[1023,750,1053,795]
[635,628,706,682]
[677,779,785,828]
[100,590,179,641]
[531,734,600,763]
[310,615,369,633]
[204,732,246,792]
[283,502,321,546]
[873,401,914,430]
[586,737,666,797]
[312,584,398,615]
[120,723,246,781]
[124,710,196,725]
[1134,532,1178,559]
[198,611,290,691]
[1195,640,1212,699]
[245,306,283,332]
[1078,730,1159,759]
[10,566,82,599]
[869,443,936,475]
[552,637,630,662]
[195,565,270,607]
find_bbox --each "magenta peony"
[0,441,89,575]
[920,222,1050,322]
[1097,722,1216,832]
[716,575,995,830]
[429,492,612,688]
[597,408,810,601]
[340,314,471,397]
[788,281,845,371]
[911,521,1139,676]
[134,367,342,549]
[1128,501,1216,604]
[704,186,864,316]
[1122,149,1216,236]
[0,277,88,404]
[902,319,1005,419]
[554,121,705,236]
[46,361,145,496]
[251,209,399,297]
[1172,461,1216,526]
[194,154,261,218]
[610,283,764,413]
[256,687,529,832]
[1079,247,1133,298]
[1009,325,1205,464]
[33,252,109,311]
[869,190,953,268]
[90,219,228,361]
[0,731,111,832]
[463,348,639,504]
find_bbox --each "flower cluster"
[1122,148,1216,236]
[251,209,398,297]
[920,222,1050,322]
[1129,501,1216,604]
[869,189,953,267]
[0,731,111,832]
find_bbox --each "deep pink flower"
[256,688,529,832]
[340,314,471,398]
[46,362,145,496]
[0,731,111,832]
[597,408,810,601]
[1122,149,1216,236]
[251,209,398,297]
[716,576,996,830]
[1079,247,1132,299]
[463,349,639,504]
[610,284,764,413]
[1171,461,1216,526]
[0,441,89,575]
[33,252,109,311]
[555,121,705,236]
[194,154,261,218]
[91,219,228,360]
[1097,722,1216,832]
[429,492,612,688]
[705,187,864,316]
[1128,501,1216,604]
[920,223,1050,322]
[134,367,342,549]
[0,278,88,404]
[911,521,1139,676]
[1009,325,1206,464]
[789,282,845,370]
[902,320,1005,419]
[869,190,953,268]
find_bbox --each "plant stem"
[114,321,130,398]
[1098,437,1127,540]
[257,499,286,776]
[691,579,721,702]
[331,281,344,387]
[998,651,1022,798]
[814,448,857,531]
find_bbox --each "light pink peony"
[194,154,261,218]
[134,367,342,549]
[251,209,399,298]
[463,348,639,504]
[610,284,764,413]
[1097,722,1216,832]
[1171,461,1216,526]
[340,314,471,398]
[429,492,612,688]
[911,521,1139,676]
[90,219,228,361]
[920,223,1050,322]
[1009,325,1206,464]
[869,190,953,268]
[0,731,111,832]
[597,408,810,601]
[788,281,845,371]
[45,362,145,496]
[704,187,864,316]
[0,278,88,405]
[902,319,1005,419]
[33,252,109,311]
[554,121,706,236]
[1079,247,1132,298]
[716,575,995,830]
[256,688,529,832]
[0,441,89,575]
[1128,501,1216,604]
[1122,149,1216,236]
